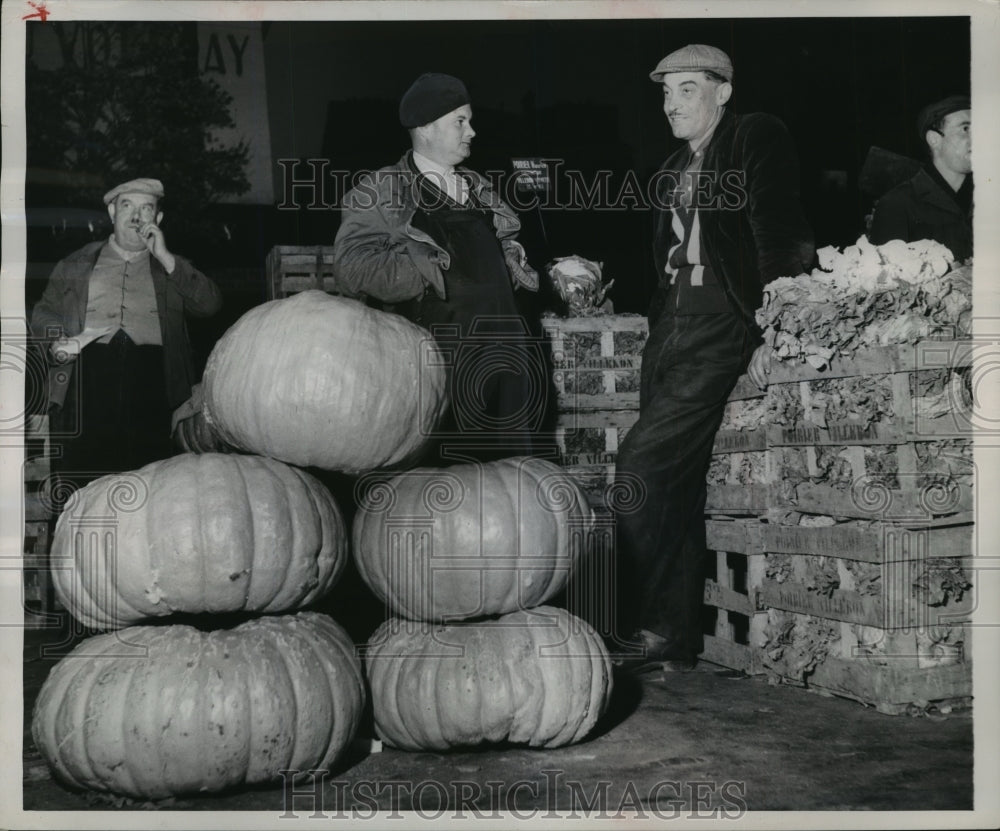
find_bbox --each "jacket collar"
[911,166,969,216]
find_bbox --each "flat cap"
[917,95,970,140]
[103,177,164,205]
[399,73,470,128]
[649,44,733,82]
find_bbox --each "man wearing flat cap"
[31,177,221,482]
[870,95,972,261]
[334,72,542,462]
[613,45,814,671]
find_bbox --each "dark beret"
[399,73,470,128]
[917,95,970,141]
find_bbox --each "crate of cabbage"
[708,513,975,713]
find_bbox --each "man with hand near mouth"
[613,45,814,672]
[31,177,221,485]
[334,73,542,462]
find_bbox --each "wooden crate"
[542,313,647,412]
[758,518,972,628]
[706,378,771,517]
[544,314,646,510]
[760,608,972,714]
[23,519,56,628]
[770,438,972,521]
[266,245,339,299]
[23,413,55,523]
[765,341,974,446]
[754,513,973,712]
[23,414,58,628]
[701,519,767,675]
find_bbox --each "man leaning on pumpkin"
[333,72,545,463]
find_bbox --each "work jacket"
[30,240,222,409]
[333,152,538,303]
[869,166,973,262]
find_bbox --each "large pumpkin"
[202,290,448,472]
[32,612,365,799]
[366,606,612,751]
[353,457,593,621]
[51,453,347,630]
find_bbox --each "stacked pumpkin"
[32,292,449,799]
[353,457,615,751]
[33,290,613,800]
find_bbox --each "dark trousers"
[613,310,753,657]
[52,332,173,490]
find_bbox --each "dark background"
[25,16,972,345]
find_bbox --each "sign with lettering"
[197,22,274,204]
[757,581,881,626]
[511,158,550,195]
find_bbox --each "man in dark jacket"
[614,45,814,670]
[31,177,221,484]
[334,73,543,462]
[869,95,972,261]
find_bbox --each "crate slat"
[266,245,339,299]
[766,342,972,385]
[704,579,756,617]
[760,522,972,563]
[767,654,972,715]
[702,635,760,675]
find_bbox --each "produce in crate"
[366,606,612,750]
[31,612,365,799]
[50,453,347,629]
[757,236,971,369]
[353,457,593,621]
[547,255,613,315]
[203,290,448,472]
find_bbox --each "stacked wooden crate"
[542,313,645,510]
[753,342,974,712]
[542,312,974,711]
[23,413,57,628]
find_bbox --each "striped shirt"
[664,134,731,314]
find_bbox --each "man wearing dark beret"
[613,45,814,672]
[334,73,542,462]
[869,95,972,260]
[31,177,221,486]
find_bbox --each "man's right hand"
[50,326,114,361]
[747,342,772,390]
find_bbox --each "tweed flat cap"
[399,73,470,128]
[917,95,970,140]
[103,178,164,205]
[649,44,733,82]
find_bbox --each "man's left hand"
[747,343,772,390]
[139,223,176,273]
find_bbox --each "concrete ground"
[20,626,973,818]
